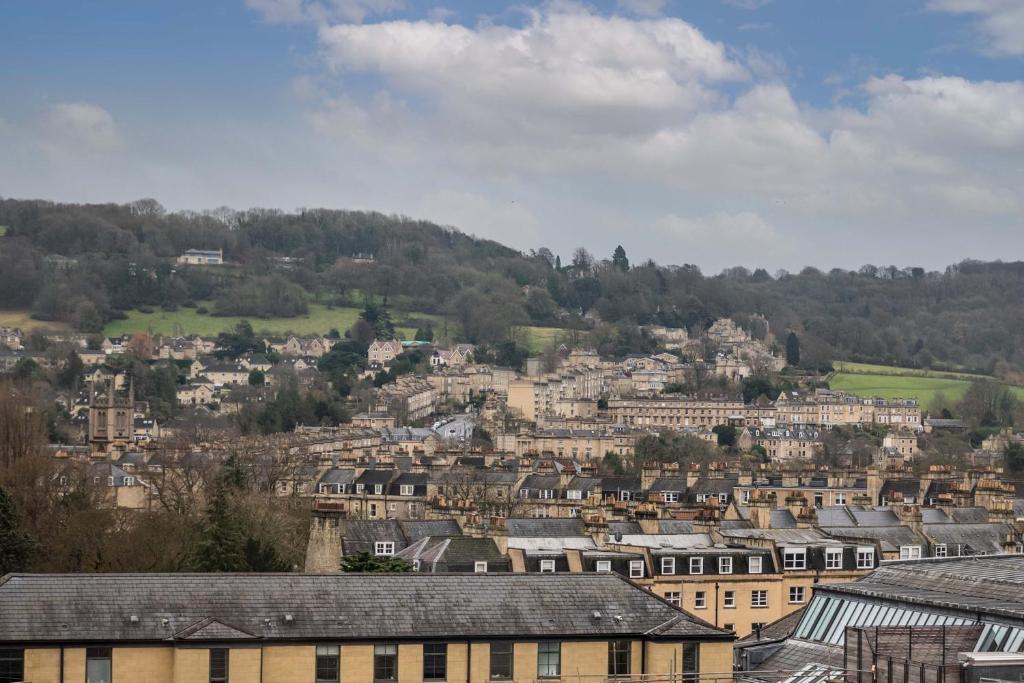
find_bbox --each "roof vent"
[284,614,294,623]
[592,611,602,619]
[161,618,170,627]
[613,615,623,622]
[129,615,139,624]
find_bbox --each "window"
[661,557,676,575]
[899,545,922,560]
[0,649,23,683]
[789,586,805,604]
[86,647,112,683]
[475,561,488,573]
[540,559,556,573]
[751,622,766,632]
[400,485,414,496]
[663,492,679,503]
[315,645,341,683]
[374,644,398,681]
[694,591,707,609]
[696,493,708,503]
[539,489,554,500]
[608,641,631,677]
[857,547,875,569]
[719,557,733,574]
[209,648,229,683]
[783,548,807,570]
[519,488,529,498]
[619,491,631,501]
[749,556,763,574]
[723,624,734,632]
[814,492,823,508]
[719,493,728,504]
[665,592,681,607]
[689,557,703,574]
[682,643,699,680]
[741,489,751,504]
[124,476,135,486]
[374,484,383,494]
[934,544,947,558]
[490,642,513,680]
[423,643,447,680]
[375,542,395,556]
[629,560,644,578]
[751,590,768,608]
[835,493,846,505]
[356,484,365,493]
[723,591,735,608]
[537,641,561,678]
[825,548,843,569]
[595,560,612,573]
[567,489,583,500]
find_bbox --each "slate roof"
[657,520,697,534]
[518,474,562,492]
[923,523,1014,555]
[0,573,732,643]
[879,480,921,501]
[649,477,689,493]
[689,477,737,495]
[737,607,805,644]
[607,521,643,536]
[505,518,586,538]
[355,469,395,486]
[397,520,462,542]
[770,509,798,529]
[317,468,355,486]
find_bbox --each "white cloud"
[417,189,544,247]
[616,0,667,18]
[928,0,1024,56]
[43,102,123,156]
[656,211,795,267]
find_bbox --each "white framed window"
[783,547,806,570]
[825,548,843,569]
[718,493,728,503]
[619,491,631,501]
[400,484,414,496]
[595,560,612,573]
[567,489,583,500]
[629,560,644,578]
[539,490,554,500]
[356,484,364,493]
[789,586,805,603]
[665,591,681,607]
[663,492,679,503]
[689,557,703,575]
[695,494,708,503]
[835,493,846,505]
[899,545,921,560]
[857,547,875,569]
[751,590,768,608]
[749,556,763,574]
[124,476,135,486]
[474,561,488,573]
[107,476,115,486]
[934,544,947,558]
[540,559,556,573]
[723,591,735,608]
[374,484,383,495]
[519,488,529,498]
[741,490,751,504]
[388,503,397,511]
[694,591,707,609]
[375,542,395,556]
[661,557,676,575]
[719,557,733,574]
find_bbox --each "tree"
[612,245,629,272]
[192,484,246,571]
[248,369,266,387]
[713,424,737,450]
[1005,442,1024,475]
[958,380,1018,427]
[0,486,34,573]
[215,321,265,360]
[340,551,414,573]
[785,332,800,367]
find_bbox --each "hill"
[1,197,1023,373]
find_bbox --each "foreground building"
[0,572,733,683]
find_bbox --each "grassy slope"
[829,361,1024,407]
[0,310,69,332]
[102,304,436,340]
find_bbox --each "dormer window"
[689,557,703,575]
[595,561,611,573]
[719,557,733,574]
[375,542,395,556]
[400,485,414,496]
[374,484,383,495]
[783,547,806,570]
[124,476,135,486]
[661,557,676,575]
[619,491,631,501]
[520,488,529,498]
[539,489,553,500]
[356,484,365,494]
[566,489,582,500]
[107,476,115,486]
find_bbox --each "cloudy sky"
[1,1,1021,273]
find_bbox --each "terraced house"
[0,573,734,683]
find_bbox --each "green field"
[517,326,574,353]
[829,361,1024,408]
[0,310,69,332]
[103,303,434,339]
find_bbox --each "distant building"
[176,248,223,265]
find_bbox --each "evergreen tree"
[786,331,801,367]
[193,484,246,571]
[612,245,629,272]
[340,551,414,573]
[0,486,34,574]
[243,537,290,572]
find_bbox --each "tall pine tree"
[0,486,34,574]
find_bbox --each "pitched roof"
[505,518,586,538]
[0,573,732,643]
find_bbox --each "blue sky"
[1,0,1022,272]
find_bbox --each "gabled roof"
[174,617,257,641]
[0,573,732,643]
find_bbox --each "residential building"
[176,248,223,265]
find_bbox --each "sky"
[1,0,1022,274]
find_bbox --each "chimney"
[748,492,775,529]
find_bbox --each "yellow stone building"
[0,573,734,683]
